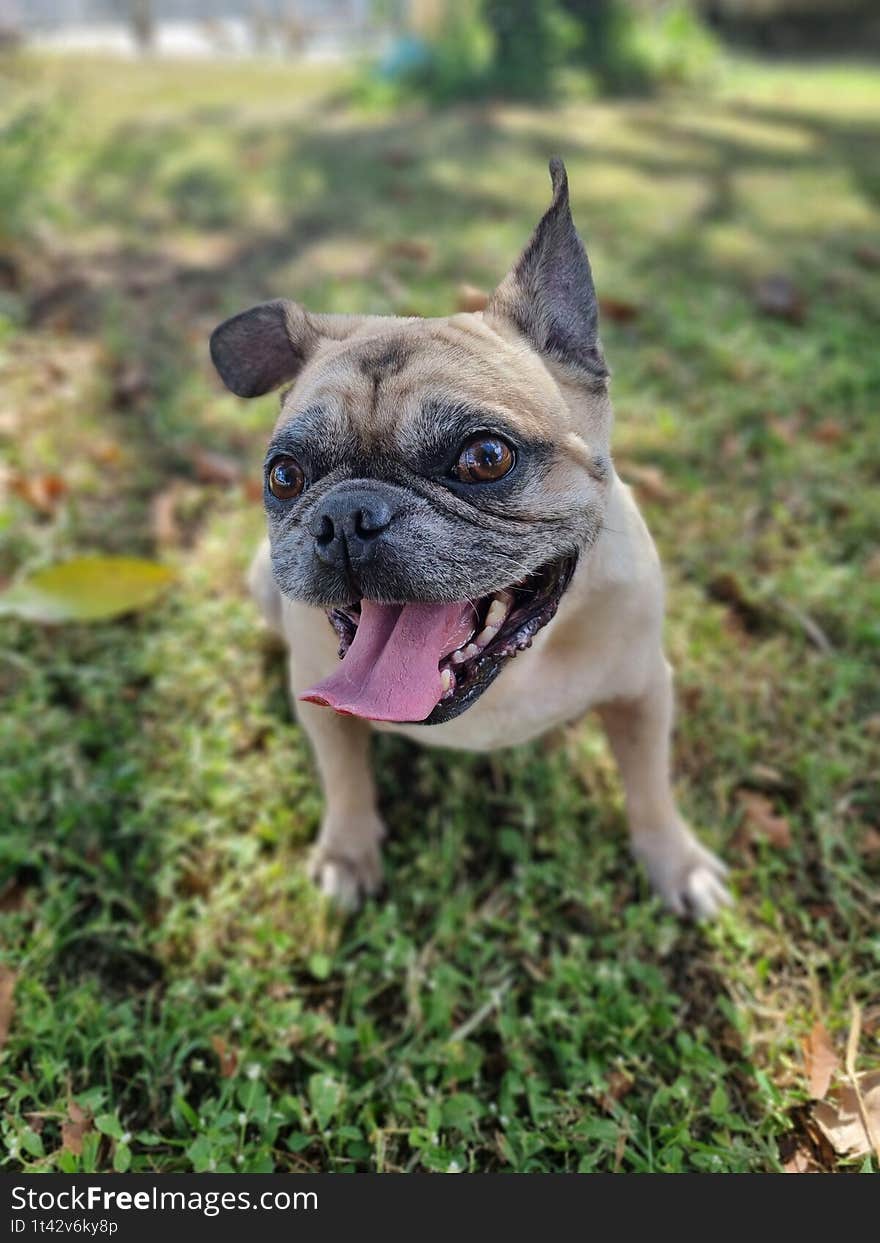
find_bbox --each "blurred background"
[1,1,878,1176]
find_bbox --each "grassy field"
[1,51,878,1174]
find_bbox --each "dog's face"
[211,161,613,725]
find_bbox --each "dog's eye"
[267,455,305,500]
[454,436,515,483]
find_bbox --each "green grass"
[1,51,878,1174]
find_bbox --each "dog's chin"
[324,553,578,725]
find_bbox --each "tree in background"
[560,0,651,94]
[482,0,573,99]
[377,0,718,103]
[125,0,155,54]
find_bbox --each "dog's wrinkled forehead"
[276,314,571,455]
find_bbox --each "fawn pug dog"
[210,160,730,919]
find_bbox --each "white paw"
[632,825,732,921]
[308,830,383,913]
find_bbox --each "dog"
[209,159,731,919]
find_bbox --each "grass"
[1,50,878,1174]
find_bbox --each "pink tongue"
[299,599,476,722]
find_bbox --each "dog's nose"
[310,488,396,570]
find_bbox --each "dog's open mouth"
[299,555,576,725]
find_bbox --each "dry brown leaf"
[620,463,675,504]
[802,1021,838,1101]
[811,419,844,445]
[210,1034,238,1078]
[111,360,151,409]
[599,295,641,323]
[455,284,490,313]
[242,477,264,503]
[854,243,880,269]
[859,827,880,857]
[769,412,804,445]
[90,439,124,466]
[9,471,67,514]
[813,1072,880,1158]
[736,790,792,849]
[150,484,183,548]
[0,967,15,1050]
[191,448,241,486]
[380,146,415,168]
[0,881,28,913]
[61,1100,92,1156]
[386,239,433,264]
[754,273,807,324]
[600,1070,634,1112]
[783,1147,820,1173]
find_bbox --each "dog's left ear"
[488,158,607,386]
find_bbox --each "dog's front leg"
[596,656,731,919]
[294,693,385,911]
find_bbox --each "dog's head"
[210,160,613,725]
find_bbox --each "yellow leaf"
[0,557,174,623]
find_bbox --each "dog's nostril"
[354,503,392,540]
[315,514,335,546]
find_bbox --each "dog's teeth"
[462,643,480,661]
[476,624,498,648]
[485,598,509,628]
[451,649,467,665]
[440,668,453,695]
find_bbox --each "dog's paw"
[308,834,383,913]
[632,825,732,921]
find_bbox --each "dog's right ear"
[210,299,358,399]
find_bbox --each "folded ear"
[489,158,607,386]
[209,299,358,398]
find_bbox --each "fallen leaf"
[860,827,880,856]
[854,243,880,269]
[811,419,844,445]
[768,412,803,445]
[456,283,490,313]
[111,360,151,410]
[386,239,433,264]
[754,273,806,325]
[619,462,675,504]
[191,448,241,486]
[813,1072,880,1158]
[783,1143,824,1173]
[61,1099,92,1156]
[380,146,415,168]
[736,790,792,849]
[90,439,124,466]
[0,882,28,913]
[0,967,15,1050]
[0,557,175,623]
[600,1070,634,1111]
[802,1021,838,1100]
[599,295,641,323]
[9,471,67,514]
[243,477,264,503]
[210,1034,239,1078]
[747,762,788,789]
[0,408,20,435]
[150,484,183,548]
